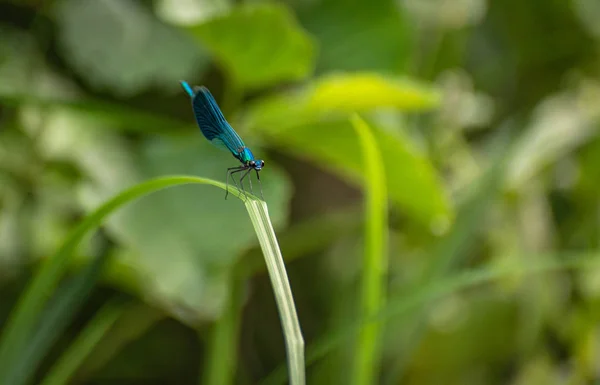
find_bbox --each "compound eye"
[261,160,265,167]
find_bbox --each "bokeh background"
[2,0,600,384]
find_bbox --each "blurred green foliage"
[189,3,315,89]
[1,0,600,384]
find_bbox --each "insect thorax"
[238,147,255,163]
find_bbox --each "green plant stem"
[203,276,245,385]
[350,115,388,385]
[245,200,305,385]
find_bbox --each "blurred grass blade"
[350,115,388,385]
[40,300,126,385]
[0,176,244,383]
[245,200,305,385]
[424,129,513,279]
[2,251,110,385]
[383,129,514,384]
[203,277,245,385]
[75,304,165,380]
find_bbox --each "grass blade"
[40,300,126,385]
[2,251,110,385]
[350,114,388,385]
[203,277,245,385]
[382,129,514,384]
[75,304,165,380]
[245,200,305,385]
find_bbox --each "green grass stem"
[350,114,388,385]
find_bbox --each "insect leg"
[225,167,239,200]
[230,168,249,199]
[239,168,253,199]
[256,170,264,200]
[226,166,246,200]
[248,173,254,196]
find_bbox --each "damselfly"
[180,81,264,200]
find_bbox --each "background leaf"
[56,0,206,95]
[298,0,412,73]
[245,72,440,127]
[188,3,315,89]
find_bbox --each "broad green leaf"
[297,0,411,73]
[246,72,440,129]
[188,3,315,89]
[308,73,440,111]
[55,0,206,95]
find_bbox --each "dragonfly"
[180,81,265,200]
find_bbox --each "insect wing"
[191,87,246,157]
